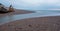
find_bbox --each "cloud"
[0,0,60,10]
[14,0,60,6]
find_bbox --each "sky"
[0,0,60,10]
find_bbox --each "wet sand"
[0,16,60,31]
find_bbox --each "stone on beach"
[0,3,8,13]
[0,3,14,13]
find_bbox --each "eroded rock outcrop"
[0,3,8,13]
[0,3,14,13]
[8,5,14,12]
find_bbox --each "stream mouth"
[0,10,60,25]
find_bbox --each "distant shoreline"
[0,9,35,16]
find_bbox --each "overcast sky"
[0,0,60,10]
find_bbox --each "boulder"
[0,7,8,13]
[0,3,15,13]
[0,3,8,13]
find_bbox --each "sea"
[0,10,60,25]
[0,0,60,25]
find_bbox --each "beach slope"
[0,16,60,31]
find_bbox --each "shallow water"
[0,10,60,25]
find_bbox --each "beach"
[0,16,60,31]
[0,0,60,31]
[0,9,34,16]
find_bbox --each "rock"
[0,3,15,13]
[8,5,15,12]
[0,3,8,13]
[0,3,4,8]
[0,7,8,13]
